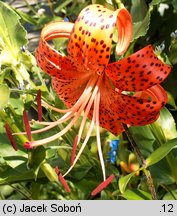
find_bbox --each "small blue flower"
[107,140,119,164]
[64,17,69,22]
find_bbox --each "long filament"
[63,86,98,177]
[95,91,106,181]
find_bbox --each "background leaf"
[121,189,151,200]
[131,0,147,22]
[0,1,27,56]
[132,10,150,41]
[0,84,10,110]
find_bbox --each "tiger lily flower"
[24,4,171,181]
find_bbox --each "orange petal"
[52,76,89,108]
[115,85,168,126]
[35,22,85,80]
[106,45,171,91]
[115,8,132,55]
[67,4,132,74]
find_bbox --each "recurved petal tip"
[115,8,132,55]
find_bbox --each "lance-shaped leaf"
[155,107,177,140]
[122,189,152,200]
[119,171,137,194]
[146,138,177,167]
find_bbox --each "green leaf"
[70,163,92,180]
[131,0,148,22]
[0,162,35,184]
[132,10,150,41]
[121,189,152,200]
[146,138,177,167]
[14,8,37,25]
[119,172,136,194]
[163,189,177,200]
[150,162,175,185]
[169,40,177,64]
[155,108,177,140]
[132,0,165,41]
[0,84,10,110]
[172,0,177,10]
[129,125,156,157]
[0,1,27,57]
[167,91,177,109]
[149,0,164,7]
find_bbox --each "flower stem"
[123,124,158,200]
[116,0,124,8]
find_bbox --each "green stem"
[150,123,177,183]
[123,124,158,200]
[23,0,37,15]
[116,0,124,8]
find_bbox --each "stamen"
[55,166,71,193]
[36,90,42,121]
[14,76,99,137]
[91,174,115,196]
[95,91,106,181]
[4,123,18,151]
[14,88,92,136]
[73,76,103,148]
[63,86,98,177]
[41,75,98,114]
[70,135,78,165]
[23,110,32,141]
[23,89,93,148]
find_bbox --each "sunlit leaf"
[119,171,136,194]
[0,84,10,110]
[14,8,37,25]
[121,189,152,200]
[146,138,177,167]
[0,1,27,57]
[155,108,177,140]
